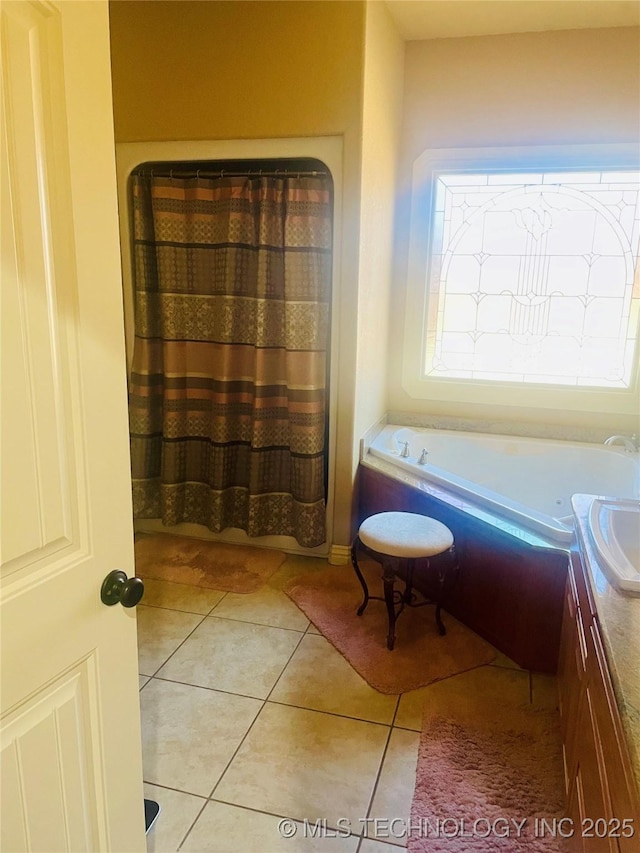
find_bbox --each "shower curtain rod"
[133,167,328,179]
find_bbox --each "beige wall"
[108,0,368,549]
[390,26,640,433]
[109,0,364,142]
[353,1,404,476]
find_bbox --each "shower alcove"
[115,137,343,558]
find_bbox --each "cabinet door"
[567,686,617,853]
[558,575,587,791]
[588,626,640,852]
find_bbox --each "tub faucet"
[604,434,638,452]
[418,448,429,465]
[398,441,410,458]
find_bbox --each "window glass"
[425,169,640,388]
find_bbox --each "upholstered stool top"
[358,511,453,558]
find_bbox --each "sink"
[588,499,640,592]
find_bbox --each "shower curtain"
[128,170,332,548]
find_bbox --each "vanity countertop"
[571,493,640,793]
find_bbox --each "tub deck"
[368,425,638,544]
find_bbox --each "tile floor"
[137,552,559,852]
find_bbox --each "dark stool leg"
[434,544,459,636]
[382,558,397,650]
[403,558,415,604]
[350,537,370,616]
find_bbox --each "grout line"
[200,627,309,807]
[204,697,269,801]
[143,780,207,799]
[144,613,210,679]
[390,693,402,728]
[265,697,395,729]
[206,590,229,615]
[140,601,221,617]
[262,625,310,703]
[139,612,305,684]
[202,612,309,634]
[144,674,267,703]
[361,727,396,843]
[195,798,368,847]
[177,798,210,851]
[356,694,406,852]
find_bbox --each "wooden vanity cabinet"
[558,550,640,852]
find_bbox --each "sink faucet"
[604,434,638,452]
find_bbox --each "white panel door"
[0,2,146,850]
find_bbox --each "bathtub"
[367,425,640,544]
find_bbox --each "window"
[404,145,640,414]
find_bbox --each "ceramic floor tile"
[306,623,322,635]
[140,675,150,690]
[420,665,531,730]
[156,617,302,699]
[531,673,559,710]
[270,633,398,724]
[267,554,329,591]
[490,649,526,670]
[137,605,203,676]
[140,678,262,796]
[394,687,431,732]
[367,728,420,848]
[210,585,309,631]
[141,577,226,615]
[213,703,389,828]
[181,801,359,852]
[395,664,531,732]
[360,840,406,853]
[143,783,205,853]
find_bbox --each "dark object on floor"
[144,799,160,834]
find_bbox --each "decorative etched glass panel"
[425,170,640,387]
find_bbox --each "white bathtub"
[367,425,640,543]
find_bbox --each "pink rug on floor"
[284,562,496,694]
[409,713,568,852]
[134,534,286,594]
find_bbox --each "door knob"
[101,570,144,608]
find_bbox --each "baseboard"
[329,544,350,565]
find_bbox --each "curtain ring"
[169,169,173,182]
[196,169,200,179]
[220,169,225,179]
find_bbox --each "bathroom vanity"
[557,495,640,851]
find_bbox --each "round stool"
[350,511,458,650]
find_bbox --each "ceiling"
[384,0,640,40]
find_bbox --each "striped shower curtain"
[128,171,332,547]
